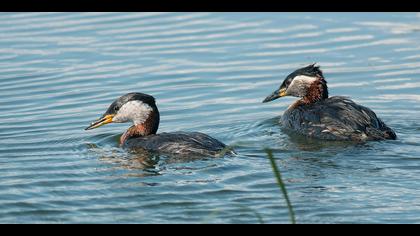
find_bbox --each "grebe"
[262,64,396,141]
[85,92,232,157]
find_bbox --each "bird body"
[281,96,396,141]
[123,131,228,156]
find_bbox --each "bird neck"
[301,77,328,105]
[120,109,160,145]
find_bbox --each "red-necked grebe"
[85,92,231,157]
[262,64,396,141]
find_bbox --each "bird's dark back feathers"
[282,96,396,141]
[123,131,229,157]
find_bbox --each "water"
[1,12,420,224]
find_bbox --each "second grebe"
[262,64,396,141]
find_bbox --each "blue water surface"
[0,12,420,223]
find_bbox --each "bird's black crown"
[104,92,157,116]
[289,63,324,79]
[280,64,325,90]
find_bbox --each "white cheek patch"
[113,100,153,125]
[287,75,318,96]
[290,75,317,88]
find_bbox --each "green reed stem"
[265,149,296,224]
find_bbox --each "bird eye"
[114,106,119,112]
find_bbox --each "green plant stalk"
[265,149,296,224]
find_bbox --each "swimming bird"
[262,64,396,141]
[85,92,232,157]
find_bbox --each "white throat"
[113,100,153,125]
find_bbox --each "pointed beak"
[262,88,287,103]
[85,114,114,130]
